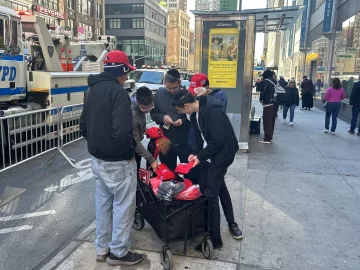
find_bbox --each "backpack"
[265,79,287,105]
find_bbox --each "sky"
[187,0,267,61]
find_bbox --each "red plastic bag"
[150,177,162,194]
[176,185,202,201]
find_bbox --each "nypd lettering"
[0,66,17,81]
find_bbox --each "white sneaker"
[324,130,330,134]
[289,122,293,126]
[331,132,335,135]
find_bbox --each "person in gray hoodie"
[132,87,158,172]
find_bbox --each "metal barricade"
[0,108,59,173]
[48,104,84,167]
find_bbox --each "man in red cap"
[188,74,227,111]
[80,50,143,266]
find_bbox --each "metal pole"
[302,0,311,78]
[238,0,242,11]
[323,0,339,91]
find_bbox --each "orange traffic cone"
[60,48,67,71]
[67,49,74,71]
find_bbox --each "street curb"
[39,221,96,270]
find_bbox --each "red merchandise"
[156,164,175,181]
[138,168,150,185]
[150,177,162,194]
[188,73,208,96]
[176,185,202,201]
[146,127,168,140]
[174,161,195,175]
[183,179,193,189]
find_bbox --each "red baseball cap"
[156,164,176,181]
[174,161,195,175]
[188,74,208,96]
[104,50,136,71]
[146,127,168,140]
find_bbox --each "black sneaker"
[195,238,223,252]
[106,251,143,266]
[229,223,243,239]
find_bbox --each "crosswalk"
[0,210,56,235]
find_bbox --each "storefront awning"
[191,6,304,33]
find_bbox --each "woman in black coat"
[282,79,300,126]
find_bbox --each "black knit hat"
[262,70,274,79]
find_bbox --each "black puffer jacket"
[80,72,134,161]
[190,96,239,175]
[284,86,300,106]
[350,81,360,108]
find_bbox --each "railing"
[1,103,156,173]
[0,108,59,172]
[48,104,84,167]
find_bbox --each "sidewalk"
[42,101,360,270]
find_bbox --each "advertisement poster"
[208,28,239,88]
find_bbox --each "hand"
[189,155,200,167]
[150,160,159,171]
[164,115,174,125]
[173,119,182,127]
[188,154,195,162]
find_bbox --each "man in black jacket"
[150,69,190,170]
[301,76,314,110]
[259,70,279,143]
[172,90,243,251]
[80,50,143,266]
[348,76,360,135]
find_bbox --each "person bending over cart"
[172,90,243,251]
[132,86,159,172]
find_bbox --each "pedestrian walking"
[348,75,360,136]
[301,76,315,110]
[282,79,299,126]
[150,69,191,170]
[172,90,243,252]
[323,78,346,135]
[259,70,279,144]
[278,76,287,110]
[80,50,143,266]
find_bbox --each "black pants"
[263,104,279,141]
[159,144,190,171]
[206,166,234,240]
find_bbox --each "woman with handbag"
[323,78,346,135]
[282,79,299,126]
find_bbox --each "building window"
[133,19,144,29]
[106,19,121,29]
[105,4,144,15]
[96,4,102,19]
[145,19,166,37]
[37,0,58,10]
[67,0,75,10]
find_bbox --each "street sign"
[323,0,334,33]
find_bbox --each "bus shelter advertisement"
[208,28,239,88]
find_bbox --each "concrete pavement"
[37,101,360,270]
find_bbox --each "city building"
[166,9,190,69]
[263,0,284,71]
[63,0,105,37]
[105,0,167,67]
[162,0,186,11]
[188,29,195,71]
[195,0,220,11]
[0,0,104,38]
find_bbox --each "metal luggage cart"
[133,178,214,270]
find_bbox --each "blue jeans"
[350,107,360,133]
[283,104,296,122]
[91,157,137,258]
[325,102,341,132]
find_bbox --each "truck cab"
[0,7,26,103]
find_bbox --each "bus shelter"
[191,6,303,151]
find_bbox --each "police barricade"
[0,108,59,173]
[48,104,84,168]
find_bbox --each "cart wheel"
[133,213,145,231]
[201,238,214,260]
[160,247,173,270]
